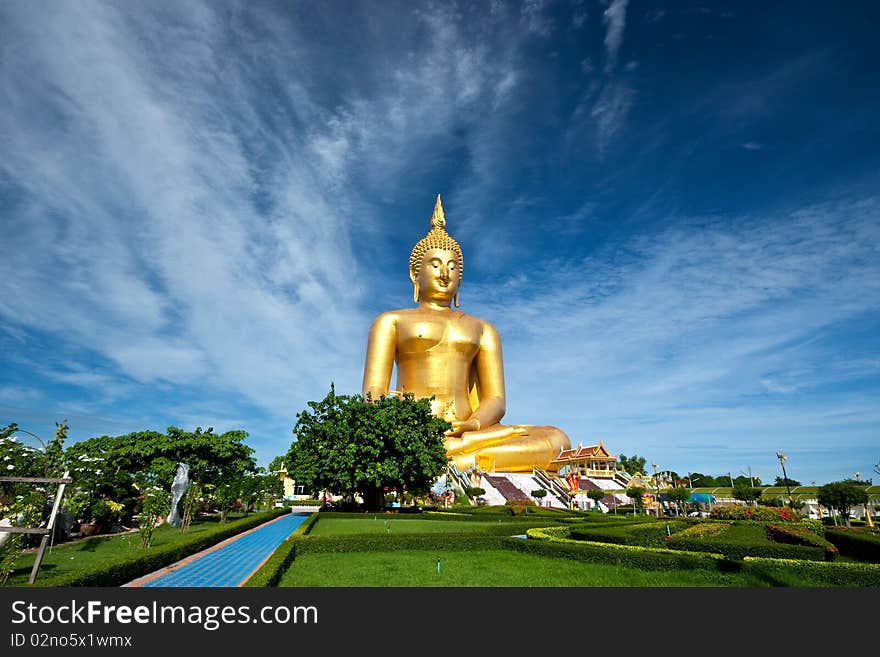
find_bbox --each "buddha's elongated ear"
[413,281,420,304]
[453,291,459,308]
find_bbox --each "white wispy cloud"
[0,1,536,461]
[521,0,552,36]
[464,195,880,479]
[602,0,629,73]
[590,82,635,156]
[0,3,368,429]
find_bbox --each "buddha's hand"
[446,417,481,437]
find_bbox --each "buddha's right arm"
[362,312,397,400]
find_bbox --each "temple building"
[550,442,620,478]
[544,442,632,511]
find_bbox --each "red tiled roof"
[552,442,615,462]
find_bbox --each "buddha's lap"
[449,424,569,454]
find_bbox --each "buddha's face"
[416,247,460,304]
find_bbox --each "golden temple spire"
[431,193,446,230]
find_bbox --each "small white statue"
[166,463,190,527]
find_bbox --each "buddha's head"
[409,194,464,307]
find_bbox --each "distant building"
[549,442,631,511]
[276,462,308,501]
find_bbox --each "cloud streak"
[466,196,880,480]
[0,1,876,486]
[602,0,629,73]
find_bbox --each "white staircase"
[475,475,507,506]
[488,472,569,508]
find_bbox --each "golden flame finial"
[431,193,446,229]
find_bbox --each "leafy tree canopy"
[774,476,802,487]
[666,487,692,504]
[617,454,647,476]
[586,489,605,503]
[62,426,256,524]
[817,481,869,526]
[732,484,763,503]
[286,384,450,511]
[626,486,647,510]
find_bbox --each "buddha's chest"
[396,316,481,358]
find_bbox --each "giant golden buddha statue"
[362,195,571,472]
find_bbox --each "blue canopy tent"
[688,492,715,504]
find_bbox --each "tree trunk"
[363,486,385,512]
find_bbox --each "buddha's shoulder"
[368,308,494,330]
[368,308,416,328]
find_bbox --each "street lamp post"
[776,452,792,507]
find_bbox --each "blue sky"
[1,1,878,486]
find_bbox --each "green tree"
[586,488,605,511]
[732,484,763,507]
[0,422,68,582]
[817,481,869,527]
[774,475,801,487]
[617,454,647,476]
[626,486,647,514]
[267,455,287,475]
[135,482,169,549]
[244,467,284,511]
[531,489,547,506]
[666,487,691,516]
[464,486,486,502]
[63,426,255,532]
[287,385,450,511]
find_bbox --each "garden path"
[123,511,311,587]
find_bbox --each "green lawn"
[5,512,265,586]
[277,548,769,587]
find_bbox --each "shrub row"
[32,510,288,587]
[668,522,731,540]
[244,512,321,587]
[569,520,689,548]
[709,506,802,522]
[664,522,825,562]
[742,556,880,587]
[295,533,512,554]
[522,527,726,571]
[767,523,838,561]
[825,528,880,563]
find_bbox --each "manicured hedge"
[244,512,321,587]
[294,533,513,554]
[522,527,726,571]
[569,520,689,547]
[322,509,572,525]
[664,522,825,562]
[766,523,838,561]
[710,506,802,522]
[30,509,288,587]
[742,556,880,587]
[825,528,880,563]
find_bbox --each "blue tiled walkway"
[139,512,310,587]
